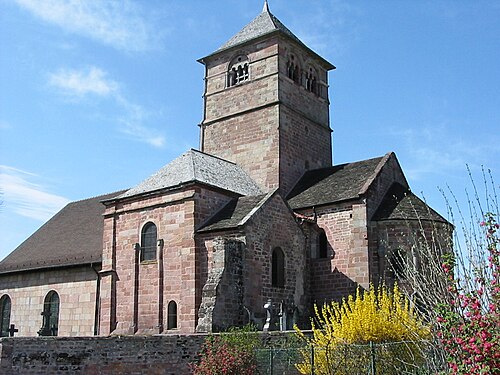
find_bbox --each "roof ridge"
[237,189,277,226]
[189,149,198,181]
[189,148,238,166]
[264,3,278,29]
[71,190,127,204]
[358,152,393,196]
[262,0,270,13]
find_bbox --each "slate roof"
[203,2,334,70]
[0,191,124,274]
[197,193,270,233]
[117,149,262,199]
[372,184,448,223]
[287,156,385,209]
[217,2,302,52]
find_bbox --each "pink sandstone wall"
[100,187,232,336]
[201,36,333,194]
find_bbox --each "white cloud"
[49,66,118,97]
[14,0,156,52]
[0,165,70,221]
[116,97,166,148]
[120,121,166,148]
[48,66,165,148]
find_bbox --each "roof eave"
[198,29,335,71]
[374,217,451,225]
[102,180,248,206]
[290,195,364,211]
[0,260,102,276]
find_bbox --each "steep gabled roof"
[197,191,272,233]
[372,183,449,223]
[287,155,385,209]
[117,149,262,200]
[0,191,124,274]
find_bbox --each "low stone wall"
[0,334,205,375]
[0,332,302,375]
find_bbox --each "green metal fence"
[254,341,445,375]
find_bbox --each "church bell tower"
[198,2,335,194]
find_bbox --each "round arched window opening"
[167,301,178,330]
[141,222,157,262]
[227,55,249,87]
[0,295,11,337]
[271,247,285,287]
[287,54,300,83]
[39,290,59,336]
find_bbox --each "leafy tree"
[294,283,430,374]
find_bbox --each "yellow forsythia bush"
[294,283,431,375]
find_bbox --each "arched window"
[305,67,318,95]
[271,247,285,287]
[141,222,157,262]
[318,230,328,259]
[287,54,300,83]
[167,301,177,330]
[227,55,249,87]
[39,291,59,336]
[0,295,11,337]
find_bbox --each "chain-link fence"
[254,341,445,375]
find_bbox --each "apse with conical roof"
[199,2,336,194]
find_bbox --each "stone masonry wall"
[278,39,331,126]
[202,105,281,192]
[277,38,332,194]
[244,193,308,322]
[279,104,332,194]
[201,36,333,194]
[0,266,98,337]
[0,332,303,375]
[196,193,308,329]
[202,38,279,120]
[196,237,246,332]
[0,335,204,375]
[370,219,453,285]
[365,153,408,221]
[100,186,232,336]
[100,190,199,335]
[298,201,370,304]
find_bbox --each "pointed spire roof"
[200,2,334,69]
[263,0,269,13]
[216,2,302,52]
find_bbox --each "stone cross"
[8,324,18,337]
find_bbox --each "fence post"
[269,347,273,375]
[370,341,376,375]
[311,345,315,375]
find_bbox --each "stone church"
[0,3,450,337]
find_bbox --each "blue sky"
[0,0,499,261]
